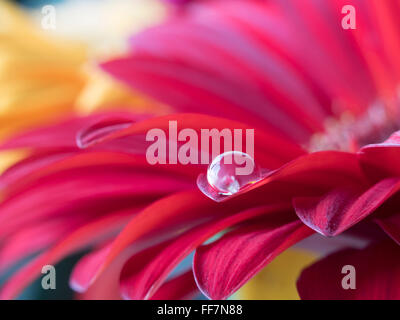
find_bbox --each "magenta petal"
[360,130,400,178]
[119,204,287,300]
[0,212,131,299]
[0,151,74,189]
[193,218,313,300]
[0,218,82,272]
[0,112,141,151]
[68,191,219,292]
[150,271,198,300]
[297,241,400,300]
[294,177,400,236]
[0,167,191,240]
[375,213,400,245]
[196,169,272,202]
[70,245,112,293]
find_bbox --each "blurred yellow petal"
[0,0,167,141]
[0,149,26,202]
[237,249,318,300]
[0,150,26,174]
[76,65,170,115]
[0,0,87,139]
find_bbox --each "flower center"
[308,100,400,152]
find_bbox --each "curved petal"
[0,166,191,239]
[68,191,216,292]
[149,271,198,300]
[106,0,388,142]
[360,130,400,179]
[0,112,143,151]
[2,151,195,197]
[120,204,290,300]
[297,241,400,300]
[75,113,305,168]
[0,218,84,272]
[199,151,366,203]
[294,177,400,236]
[375,213,400,245]
[0,210,132,300]
[193,218,313,300]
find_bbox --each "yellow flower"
[0,0,167,139]
[76,65,170,116]
[0,0,166,173]
[0,0,87,139]
[237,249,318,300]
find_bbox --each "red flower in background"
[2,0,400,300]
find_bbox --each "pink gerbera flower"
[2,0,400,300]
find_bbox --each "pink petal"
[360,130,400,178]
[0,217,84,272]
[203,151,366,203]
[120,204,289,300]
[3,151,196,197]
[68,191,217,293]
[70,244,112,294]
[0,150,75,190]
[0,112,143,151]
[0,167,190,240]
[74,242,134,300]
[297,241,400,300]
[150,271,198,300]
[75,112,305,169]
[260,151,365,189]
[193,217,313,300]
[0,211,132,299]
[375,213,400,245]
[69,190,285,295]
[102,55,316,144]
[294,177,400,236]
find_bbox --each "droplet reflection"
[206,151,262,196]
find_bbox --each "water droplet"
[198,152,272,202]
[206,151,262,196]
[76,118,133,149]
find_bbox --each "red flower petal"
[360,130,400,178]
[116,0,385,137]
[297,241,400,300]
[120,204,289,300]
[0,218,84,272]
[0,211,132,299]
[102,55,317,144]
[193,217,313,300]
[0,166,190,240]
[70,244,113,294]
[76,113,305,169]
[294,177,400,236]
[256,151,366,191]
[150,271,198,300]
[0,112,142,151]
[2,151,196,197]
[0,150,75,190]
[199,150,366,203]
[73,241,138,300]
[375,213,400,245]
[68,191,216,292]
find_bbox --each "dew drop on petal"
[76,119,133,149]
[206,151,262,195]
